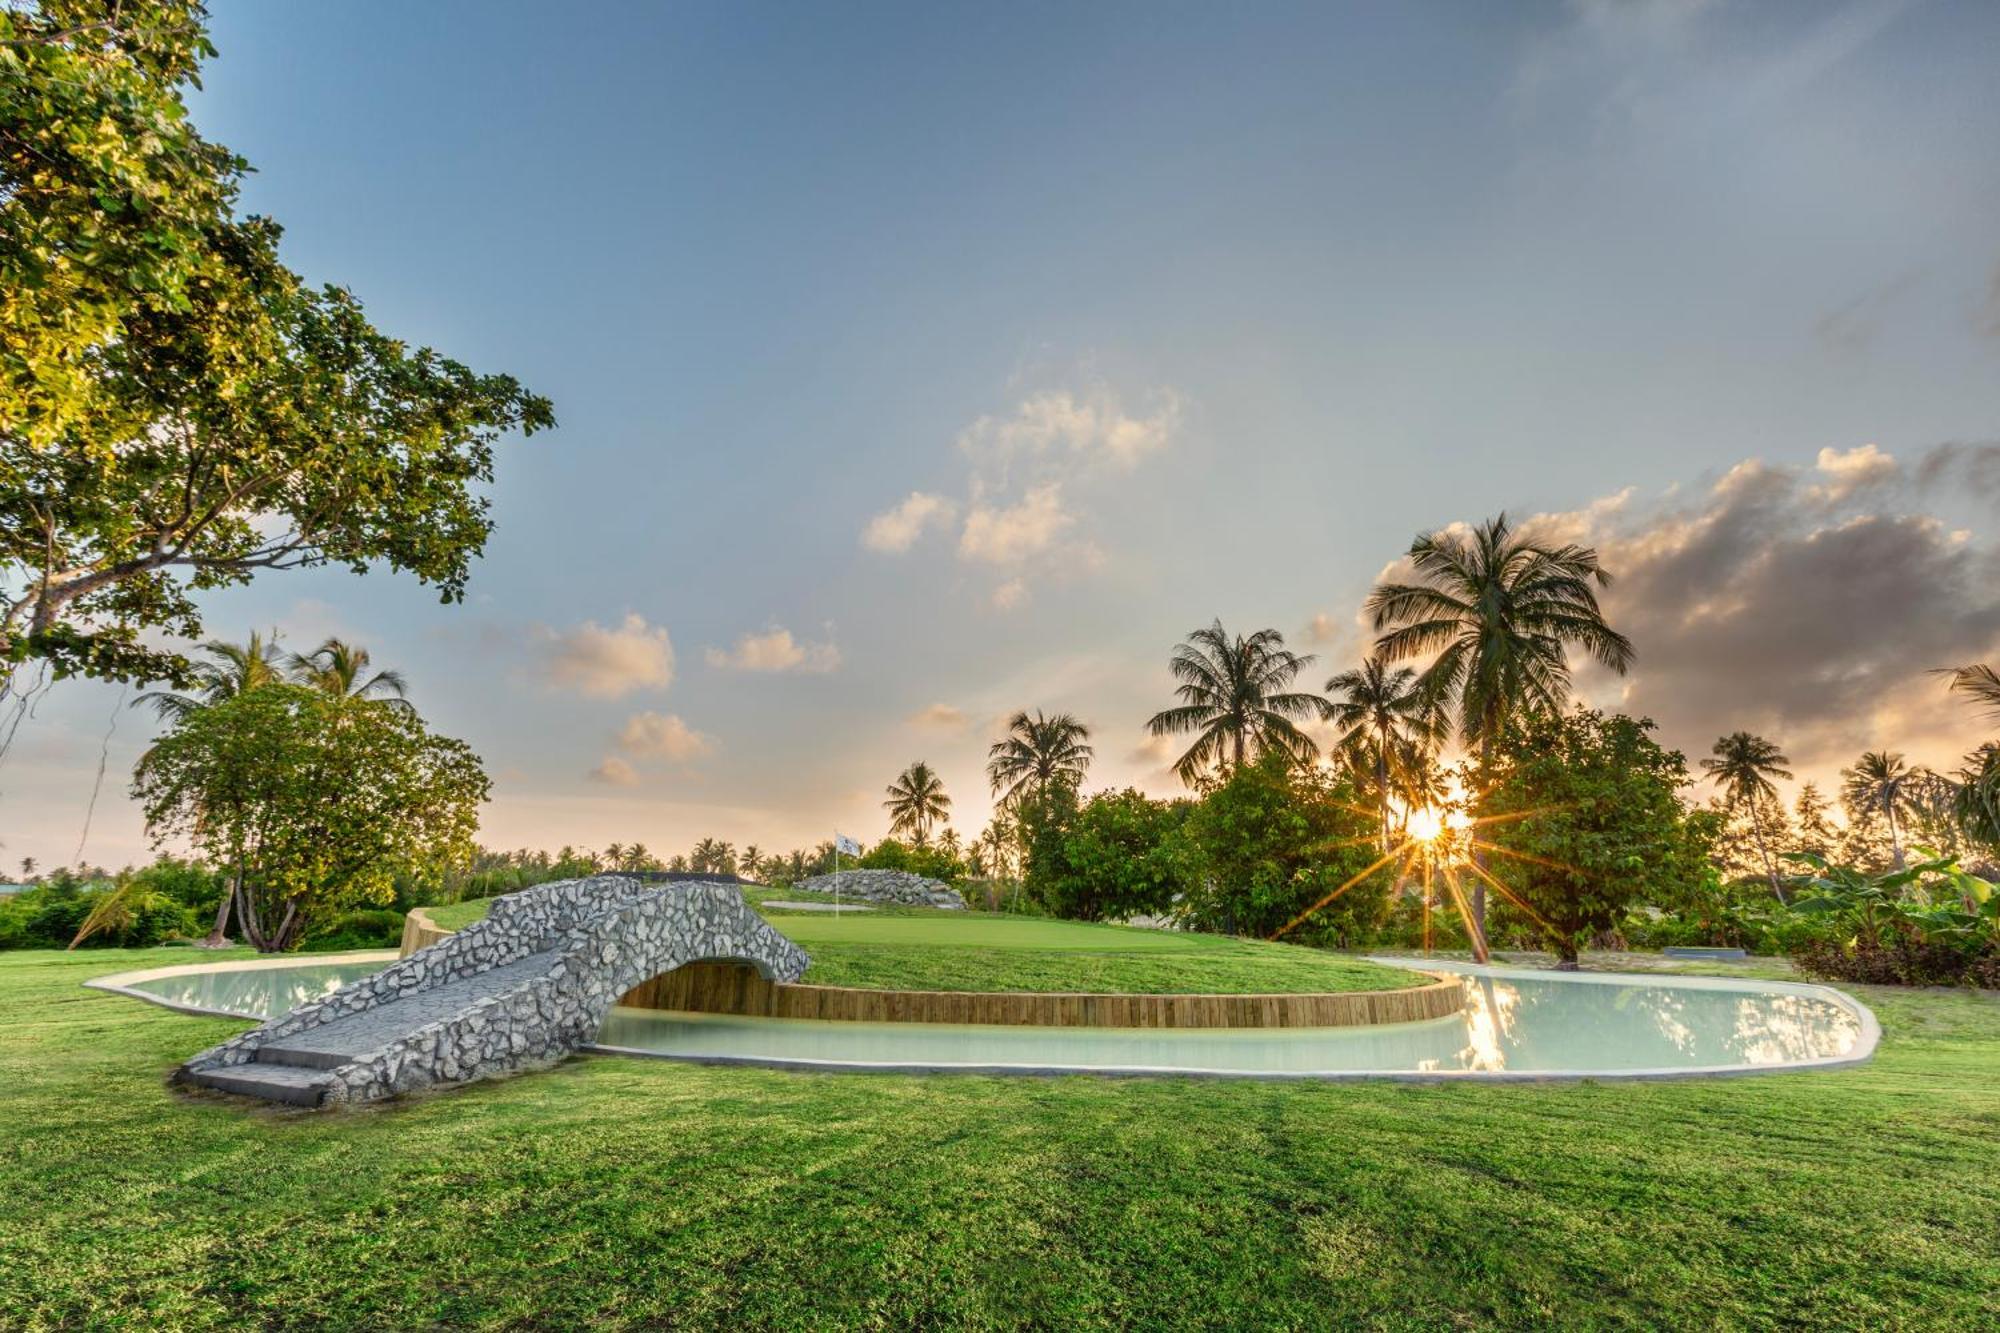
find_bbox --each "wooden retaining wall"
[401,912,1463,1030]
[618,960,1463,1030]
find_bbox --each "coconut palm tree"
[1367,514,1632,937]
[884,761,952,845]
[1367,514,1634,751]
[1327,654,1444,848]
[1146,621,1333,786]
[987,709,1094,808]
[1702,732,1794,897]
[134,630,287,722]
[1842,751,1922,869]
[1939,663,2000,720]
[287,637,410,709]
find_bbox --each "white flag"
[834,833,861,857]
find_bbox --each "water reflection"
[117,962,385,1019]
[113,960,1866,1077]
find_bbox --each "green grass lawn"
[3,947,1997,1328]
[424,896,1418,994]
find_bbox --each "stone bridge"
[177,877,811,1107]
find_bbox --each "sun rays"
[1271,801,1578,962]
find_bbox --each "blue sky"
[8,0,2000,871]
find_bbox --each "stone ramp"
[178,877,809,1108]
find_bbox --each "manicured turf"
[424,896,1418,994]
[3,947,1997,1329]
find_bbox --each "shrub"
[1794,934,2000,989]
[1022,787,1186,922]
[306,909,406,951]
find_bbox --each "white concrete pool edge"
[82,951,397,1021]
[88,950,1884,1084]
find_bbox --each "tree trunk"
[1887,804,1904,869]
[1555,940,1580,971]
[1751,797,1786,904]
[205,866,239,946]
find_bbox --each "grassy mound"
[417,895,1415,994]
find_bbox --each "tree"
[884,761,951,845]
[1952,744,2000,858]
[287,637,409,708]
[1842,751,1922,869]
[1326,654,1443,849]
[1482,709,1707,969]
[1172,753,1386,946]
[1023,787,1186,922]
[132,683,487,951]
[1939,663,2000,720]
[986,709,1093,809]
[1794,782,1838,858]
[1146,621,1332,786]
[1367,513,1633,937]
[2,4,554,691]
[134,630,286,723]
[1701,732,1793,898]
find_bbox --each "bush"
[1794,934,2000,989]
[1172,754,1385,946]
[1021,787,1186,922]
[306,909,406,952]
[857,838,967,885]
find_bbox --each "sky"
[7,0,2000,873]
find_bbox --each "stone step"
[187,1061,338,1107]
[256,1043,349,1070]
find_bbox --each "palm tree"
[986,709,1094,808]
[1146,621,1332,786]
[1367,514,1634,749]
[1327,654,1444,848]
[1842,751,1921,869]
[1367,514,1633,940]
[884,761,952,845]
[287,637,410,709]
[1939,663,2000,720]
[1702,732,1794,897]
[134,630,287,721]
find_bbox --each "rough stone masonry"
[176,876,810,1107]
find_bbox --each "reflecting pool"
[94,956,1873,1079]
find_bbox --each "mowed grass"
[425,896,1418,994]
[3,947,1998,1329]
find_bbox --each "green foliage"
[305,908,406,952]
[0,868,198,950]
[1172,753,1385,946]
[132,684,488,950]
[855,837,967,885]
[1019,786,1186,922]
[2,3,553,689]
[1482,708,1709,965]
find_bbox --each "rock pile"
[795,869,966,910]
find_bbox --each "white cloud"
[990,578,1030,611]
[540,614,674,698]
[588,756,642,786]
[907,703,968,733]
[862,491,957,554]
[704,625,841,674]
[617,710,715,761]
[1810,443,1899,502]
[958,484,1074,565]
[957,386,1182,472]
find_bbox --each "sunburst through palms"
[1269,796,1577,963]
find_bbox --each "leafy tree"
[2,3,554,690]
[1023,786,1186,922]
[1368,512,1633,937]
[1953,744,2000,858]
[1146,620,1332,786]
[1794,782,1839,858]
[1842,751,1923,869]
[132,683,487,950]
[1326,653,1443,848]
[1481,709,1707,968]
[884,761,951,846]
[1701,731,1793,898]
[1939,663,2000,719]
[986,709,1093,809]
[1172,753,1385,946]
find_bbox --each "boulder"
[794,869,966,910]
